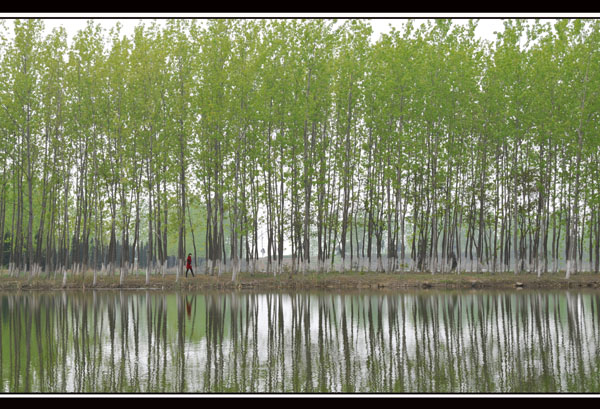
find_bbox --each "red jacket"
[186,256,192,268]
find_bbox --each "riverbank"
[1,270,600,291]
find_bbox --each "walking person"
[185,253,194,277]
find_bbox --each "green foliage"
[0,18,599,276]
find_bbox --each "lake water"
[1,289,600,394]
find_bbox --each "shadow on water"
[1,289,599,393]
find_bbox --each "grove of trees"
[0,18,599,281]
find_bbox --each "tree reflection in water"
[1,290,599,393]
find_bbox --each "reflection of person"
[186,253,194,277]
[186,296,192,319]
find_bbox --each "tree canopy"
[0,18,599,280]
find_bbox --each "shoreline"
[1,270,600,291]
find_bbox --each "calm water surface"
[1,289,600,393]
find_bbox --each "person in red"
[185,253,194,277]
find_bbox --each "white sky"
[2,13,596,45]
[34,16,506,43]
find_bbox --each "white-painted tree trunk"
[232,258,239,281]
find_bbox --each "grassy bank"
[1,270,600,291]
